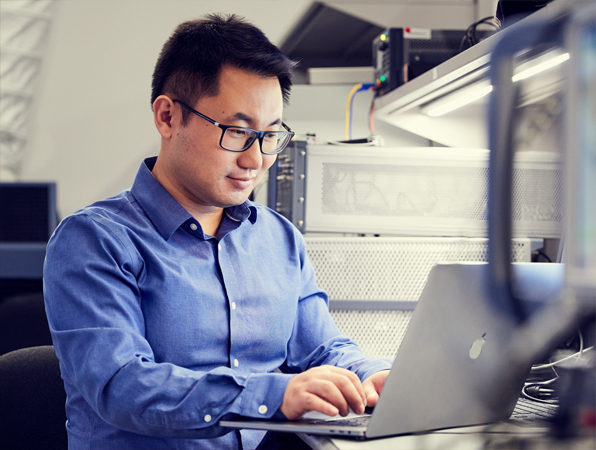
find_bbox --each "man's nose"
[237,137,263,170]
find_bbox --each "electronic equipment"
[266,140,307,233]
[302,146,562,238]
[373,28,494,96]
[0,182,58,301]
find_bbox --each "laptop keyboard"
[302,415,372,428]
[510,397,558,423]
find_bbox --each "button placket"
[218,237,241,373]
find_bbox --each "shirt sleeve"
[44,212,292,439]
[280,229,393,382]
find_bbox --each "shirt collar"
[225,201,258,224]
[131,157,258,240]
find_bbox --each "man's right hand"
[280,366,366,420]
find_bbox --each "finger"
[300,392,340,418]
[363,378,379,406]
[362,370,390,407]
[324,366,367,404]
[365,388,380,407]
[281,388,340,420]
[325,373,366,415]
[304,378,351,416]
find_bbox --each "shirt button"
[204,414,212,423]
[190,223,198,231]
[231,302,236,310]
[218,243,222,251]
[234,359,239,367]
[258,405,268,415]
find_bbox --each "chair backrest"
[0,345,67,450]
[0,292,53,355]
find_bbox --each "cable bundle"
[460,16,501,52]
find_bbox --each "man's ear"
[153,95,177,139]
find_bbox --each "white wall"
[18,0,461,218]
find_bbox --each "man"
[44,14,391,449]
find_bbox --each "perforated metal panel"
[305,146,562,237]
[307,236,534,358]
[306,237,532,302]
[330,309,412,359]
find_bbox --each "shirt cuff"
[354,358,393,382]
[239,372,294,419]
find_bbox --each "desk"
[297,423,595,450]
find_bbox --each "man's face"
[165,66,283,210]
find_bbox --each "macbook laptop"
[220,262,564,439]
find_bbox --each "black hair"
[151,14,297,124]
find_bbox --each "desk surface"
[298,423,595,450]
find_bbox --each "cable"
[460,16,500,52]
[532,346,594,371]
[344,83,375,141]
[537,249,552,263]
[369,88,378,136]
[522,378,560,404]
[531,330,594,371]
[345,83,362,141]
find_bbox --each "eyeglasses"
[173,99,294,155]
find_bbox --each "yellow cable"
[345,83,362,140]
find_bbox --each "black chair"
[0,345,67,450]
[0,292,53,355]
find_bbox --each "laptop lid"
[221,262,564,439]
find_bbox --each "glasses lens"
[221,127,293,154]
[222,128,258,151]
[261,132,292,154]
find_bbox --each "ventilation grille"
[305,146,562,237]
[306,237,532,302]
[321,164,488,220]
[408,39,461,52]
[330,310,412,359]
[512,168,563,222]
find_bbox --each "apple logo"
[469,333,487,360]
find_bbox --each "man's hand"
[362,370,390,408]
[280,366,367,420]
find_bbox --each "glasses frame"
[173,99,294,155]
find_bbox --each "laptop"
[220,262,564,439]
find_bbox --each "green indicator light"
[380,75,386,82]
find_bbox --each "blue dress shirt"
[43,157,391,450]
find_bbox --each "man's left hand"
[362,370,390,407]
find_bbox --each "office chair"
[0,292,53,355]
[0,345,67,450]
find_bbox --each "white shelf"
[373,0,575,148]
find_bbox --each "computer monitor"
[0,182,58,301]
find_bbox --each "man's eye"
[263,133,277,141]
[229,129,247,138]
